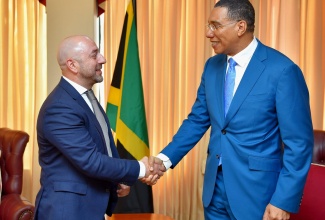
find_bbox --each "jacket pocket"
[248,156,281,172]
[53,181,87,195]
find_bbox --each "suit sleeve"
[161,62,212,168]
[40,101,140,185]
[270,63,313,213]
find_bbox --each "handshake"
[140,156,166,185]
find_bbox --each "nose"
[98,53,106,64]
[206,28,214,38]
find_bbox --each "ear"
[237,20,247,36]
[66,59,79,74]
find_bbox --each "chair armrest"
[0,194,34,220]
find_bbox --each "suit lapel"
[59,78,100,126]
[224,43,267,125]
[59,78,118,157]
[207,55,227,125]
[217,57,228,124]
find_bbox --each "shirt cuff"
[138,161,146,179]
[157,153,172,170]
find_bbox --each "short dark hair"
[215,0,255,32]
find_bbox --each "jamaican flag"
[106,0,153,213]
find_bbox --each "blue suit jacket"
[35,78,140,220]
[161,40,313,219]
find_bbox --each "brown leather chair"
[0,128,34,220]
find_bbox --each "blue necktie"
[224,58,237,117]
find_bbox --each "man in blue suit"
[156,0,313,219]
[35,35,163,220]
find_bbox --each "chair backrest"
[290,163,325,220]
[290,130,325,219]
[0,128,29,195]
[312,130,325,165]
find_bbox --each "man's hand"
[140,156,166,185]
[116,183,130,197]
[263,203,290,220]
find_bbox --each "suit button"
[221,130,226,135]
[105,189,110,193]
[216,154,220,159]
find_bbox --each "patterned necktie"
[224,58,237,117]
[86,89,112,157]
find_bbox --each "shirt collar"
[227,37,258,67]
[62,76,88,95]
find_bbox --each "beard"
[79,62,104,84]
[94,74,103,83]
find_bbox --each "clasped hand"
[140,156,166,185]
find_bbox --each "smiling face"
[206,7,244,56]
[58,36,107,89]
[76,39,106,85]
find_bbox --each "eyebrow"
[209,20,222,25]
[89,49,99,56]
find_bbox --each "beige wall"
[46,0,98,93]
